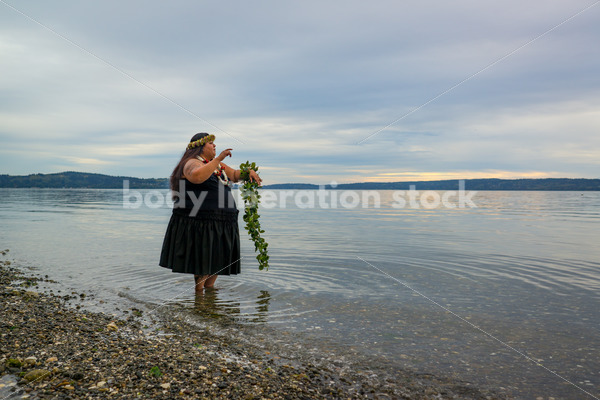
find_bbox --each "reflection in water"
[253,290,271,322]
[192,288,271,323]
[193,288,235,320]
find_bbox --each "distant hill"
[0,172,599,190]
[264,178,600,191]
[265,183,321,190]
[0,172,168,189]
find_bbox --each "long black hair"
[170,133,209,195]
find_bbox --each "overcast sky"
[1,0,599,184]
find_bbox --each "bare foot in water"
[194,275,204,294]
[194,275,217,293]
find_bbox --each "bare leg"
[204,275,218,289]
[194,275,205,294]
[194,275,218,293]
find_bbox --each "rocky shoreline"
[1,253,510,399]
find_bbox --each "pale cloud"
[91,143,181,157]
[370,170,564,182]
[63,156,114,166]
[1,0,599,183]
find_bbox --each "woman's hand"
[217,148,233,162]
[248,169,262,185]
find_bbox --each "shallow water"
[0,374,20,399]
[1,188,599,399]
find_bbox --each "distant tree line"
[0,172,598,190]
[0,172,168,189]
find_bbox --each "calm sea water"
[1,188,599,399]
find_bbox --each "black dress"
[159,175,241,275]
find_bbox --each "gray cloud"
[1,0,599,183]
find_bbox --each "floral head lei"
[187,134,215,150]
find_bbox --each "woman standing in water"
[159,133,261,293]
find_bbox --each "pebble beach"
[0,252,509,399]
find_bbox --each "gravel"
[0,251,511,399]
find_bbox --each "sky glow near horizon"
[1,1,599,184]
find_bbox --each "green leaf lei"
[239,161,269,271]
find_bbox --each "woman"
[159,132,261,293]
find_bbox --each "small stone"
[23,356,37,368]
[64,385,75,390]
[106,322,118,331]
[23,369,51,382]
[160,382,171,389]
[97,381,107,388]
[45,357,58,363]
[72,372,84,380]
